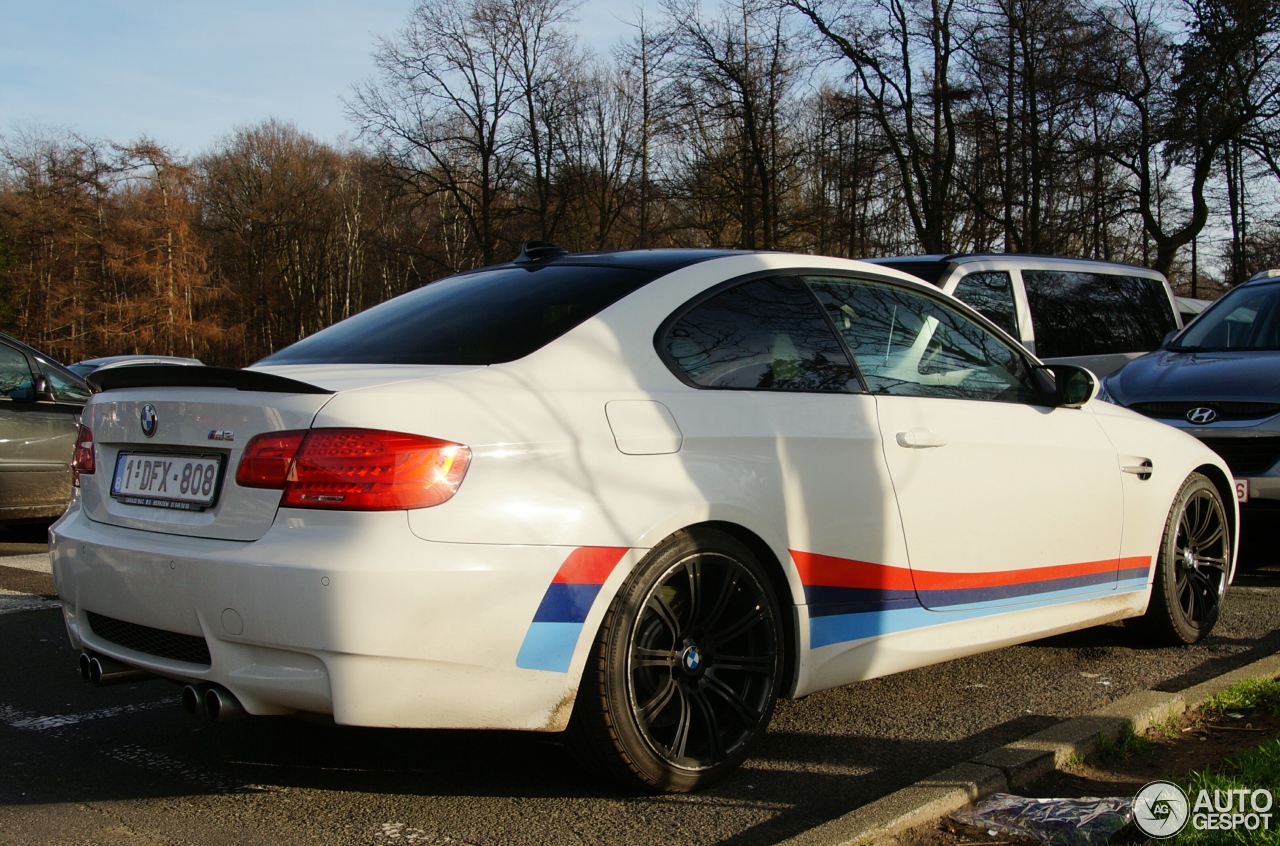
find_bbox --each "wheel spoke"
[1194,521,1225,549]
[704,672,761,727]
[669,687,693,759]
[646,591,684,640]
[698,566,739,631]
[633,647,678,670]
[683,560,702,631]
[1176,569,1195,618]
[688,688,722,762]
[639,675,678,722]
[710,652,776,675]
[1185,568,1221,622]
[711,604,767,645]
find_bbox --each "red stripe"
[790,551,916,590]
[552,547,628,585]
[791,550,1151,591]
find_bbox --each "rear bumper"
[49,504,620,731]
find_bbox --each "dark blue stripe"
[1118,566,1150,581]
[919,570,1118,608]
[805,585,922,616]
[532,583,603,624]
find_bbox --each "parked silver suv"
[865,255,1181,377]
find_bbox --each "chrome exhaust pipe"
[88,655,155,686]
[78,652,92,682]
[181,684,209,717]
[204,686,245,721]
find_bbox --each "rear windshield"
[1022,270,1175,358]
[259,264,661,366]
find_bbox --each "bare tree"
[786,0,966,252]
[350,0,522,266]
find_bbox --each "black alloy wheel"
[1128,473,1231,645]
[568,528,782,792]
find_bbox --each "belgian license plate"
[111,453,222,511]
[1235,478,1250,503]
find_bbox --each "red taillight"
[72,423,95,484]
[235,428,470,511]
[235,430,306,488]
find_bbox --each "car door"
[657,275,916,643]
[806,276,1125,612]
[0,343,71,514]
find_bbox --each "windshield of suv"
[1172,282,1280,351]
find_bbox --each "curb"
[781,650,1280,846]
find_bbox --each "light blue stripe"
[515,622,583,672]
[811,584,1149,649]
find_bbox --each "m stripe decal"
[791,550,1152,647]
[516,547,628,673]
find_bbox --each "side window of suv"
[807,276,1041,404]
[662,277,860,392]
[952,271,1018,338]
[0,345,35,400]
[1022,270,1176,358]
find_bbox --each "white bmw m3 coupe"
[51,246,1236,792]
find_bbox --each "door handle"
[1121,459,1153,479]
[895,429,947,449]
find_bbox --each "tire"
[567,527,783,793]
[1126,473,1231,645]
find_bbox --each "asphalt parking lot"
[2,514,1278,846]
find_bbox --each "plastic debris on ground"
[947,793,1134,845]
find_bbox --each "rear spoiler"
[88,365,333,395]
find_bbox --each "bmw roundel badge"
[140,404,158,437]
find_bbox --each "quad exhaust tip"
[204,686,245,721]
[180,684,209,717]
[181,683,244,721]
[80,653,155,686]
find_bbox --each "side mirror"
[1162,329,1179,348]
[8,377,45,403]
[1044,364,1098,408]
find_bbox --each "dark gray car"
[0,333,91,521]
[1099,273,1280,508]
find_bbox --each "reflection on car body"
[52,248,1236,792]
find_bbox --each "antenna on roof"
[514,240,567,264]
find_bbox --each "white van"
[865,254,1182,377]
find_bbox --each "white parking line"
[0,592,59,615]
[0,700,170,732]
[0,553,53,574]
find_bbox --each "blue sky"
[0,0,635,156]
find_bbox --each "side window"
[952,271,1019,338]
[1022,271,1177,358]
[43,367,90,404]
[0,346,35,401]
[663,277,859,392]
[807,276,1041,403]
